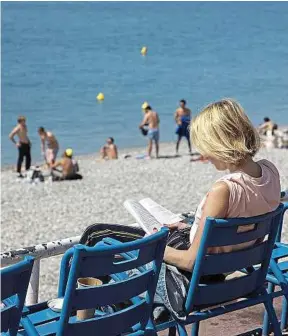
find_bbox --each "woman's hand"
[164,221,189,231]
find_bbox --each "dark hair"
[264,117,270,122]
[180,99,186,105]
[145,105,152,111]
[108,137,114,143]
[38,127,45,133]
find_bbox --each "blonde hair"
[17,116,26,123]
[190,99,260,165]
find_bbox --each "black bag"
[79,223,145,247]
[31,167,44,182]
[140,126,148,136]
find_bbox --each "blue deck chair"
[20,227,168,336]
[1,256,34,336]
[262,201,288,335]
[155,204,285,336]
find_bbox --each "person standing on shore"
[175,99,192,155]
[258,117,277,136]
[9,116,31,178]
[38,127,59,167]
[139,105,160,159]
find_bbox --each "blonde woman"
[164,98,281,271]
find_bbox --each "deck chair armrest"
[21,316,40,336]
[100,238,146,273]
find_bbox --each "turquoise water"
[2,1,288,165]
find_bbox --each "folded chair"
[20,227,168,335]
[155,204,285,336]
[1,256,34,336]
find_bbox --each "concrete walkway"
[159,297,286,335]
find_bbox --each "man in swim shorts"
[139,105,160,158]
[38,127,59,167]
[9,116,32,178]
[175,99,191,155]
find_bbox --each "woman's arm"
[51,159,63,169]
[163,181,230,271]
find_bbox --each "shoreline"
[2,124,288,172]
[1,141,193,172]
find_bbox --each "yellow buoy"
[141,46,147,56]
[96,92,105,101]
[142,101,149,110]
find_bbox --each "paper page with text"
[123,199,162,234]
[139,198,183,225]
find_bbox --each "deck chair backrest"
[57,227,168,336]
[1,256,34,336]
[186,204,284,313]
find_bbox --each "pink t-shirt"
[190,159,281,246]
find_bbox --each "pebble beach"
[1,143,288,301]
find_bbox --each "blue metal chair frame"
[20,227,168,336]
[155,204,285,336]
[1,256,34,336]
[262,201,288,335]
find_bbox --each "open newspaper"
[123,197,183,234]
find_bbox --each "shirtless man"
[100,137,118,160]
[258,117,277,136]
[175,99,192,155]
[38,127,59,166]
[9,116,31,177]
[139,105,160,158]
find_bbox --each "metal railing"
[1,235,81,305]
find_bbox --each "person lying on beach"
[139,105,160,159]
[9,116,32,178]
[38,127,59,167]
[51,148,81,181]
[83,99,281,316]
[100,137,118,160]
[175,99,192,155]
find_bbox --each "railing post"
[26,259,40,305]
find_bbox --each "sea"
[2,1,288,166]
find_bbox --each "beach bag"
[140,126,148,136]
[79,223,145,247]
[32,167,44,182]
[26,166,44,183]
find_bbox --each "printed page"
[123,199,162,234]
[139,198,183,225]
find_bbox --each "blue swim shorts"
[148,128,160,142]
